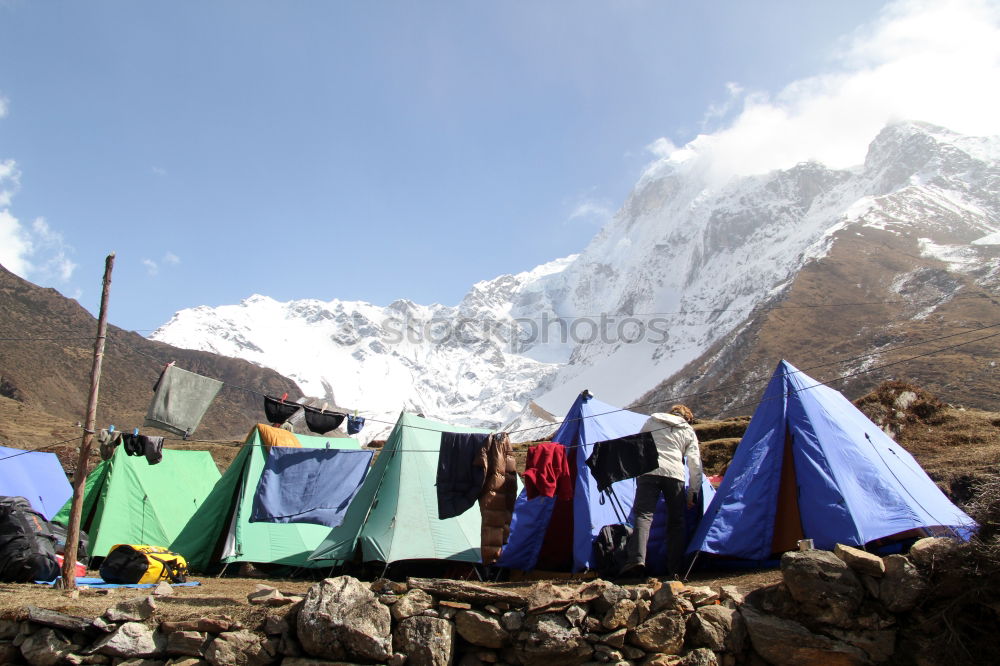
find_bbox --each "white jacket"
[640,412,702,500]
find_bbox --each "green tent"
[53,446,221,558]
[308,412,485,565]
[170,425,360,571]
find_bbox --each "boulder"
[719,586,744,608]
[296,576,392,663]
[686,605,734,652]
[599,628,627,648]
[591,585,632,615]
[650,582,685,613]
[91,622,165,659]
[205,630,274,666]
[153,582,174,597]
[393,616,455,666]
[740,606,868,666]
[564,605,588,628]
[455,610,507,649]
[683,586,720,607]
[908,537,958,569]
[678,648,719,665]
[514,613,592,666]
[500,611,524,632]
[166,631,209,658]
[834,544,886,578]
[601,599,637,631]
[879,554,927,613]
[391,589,436,621]
[781,550,864,627]
[826,627,897,664]
[627,611,685,654]
[0,641,21,664]
[103,596,157,623]
[19,627,72,666]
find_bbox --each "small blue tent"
[497,393,713,573]
[688,360,976,561]
[0,445,72,520]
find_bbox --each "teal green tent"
[170,425,360,571]
[53,446,221,558]
[309,412,485,565]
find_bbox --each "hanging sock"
[140,435,164,465]
[144,364,223,436]
[302,404,346,434]
[264,395,300,424]
[97,429,123,461]
[346,414,365,435]
[122,433,144,456]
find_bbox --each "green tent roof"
[309,412,486,565]
[53,446,221,558]
[170,426,360,571]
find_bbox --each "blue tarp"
[688,360,977,560]
[499,393,704,572]
[250,447,374,528]
[38,576,201,589]
[0,445,72,520]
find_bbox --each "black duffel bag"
[0,496,60,582]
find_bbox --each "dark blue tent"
[0,445,72,520]
[687,360,976,561]
[497,393,713,573]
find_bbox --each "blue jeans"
[625,475,686,577]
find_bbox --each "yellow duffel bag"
[99,544,189,584]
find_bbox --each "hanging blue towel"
[250,448,374,528]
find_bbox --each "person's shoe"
[616,563,646,581]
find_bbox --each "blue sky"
[1,1,997,332]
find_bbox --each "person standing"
[621,404,702,579]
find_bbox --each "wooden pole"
[60,253,115,589]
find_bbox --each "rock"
[392,616,454,666]
[91,622,165,659]
[719,586,744,608]
[601,599,636,631]
[591,585,631,615]
[650,581,686,613]
[514,613,593,666]
[0,620,19,640]
[248,588,284,606]
[678,648,718,666]
[593,643,623,661]
[642,655,683,666]
[26,607,95,635]
[167,631,209,658]
[104,596,157,623]
[296,576,392,663]
[371,578,407,595]
[781,550,864,627]
[391,589,435,621]
[564,605,588,628]
[420,610,440,618]
[263,616,288,637]
[859,574,881,599]
[205,630,272,666]
[686,605,734,652]
[388,653,407,666]
[0,641,21,663]
[599,628,627,648]
[683,586,720,607]
[909,537,958,569]
[725,607,748,655]
[19,627,72,665]
[378,594,399,606]
[500,611,524,632]
[166,659,208,666]
[739,606,868,666]
[627,611,685,654]
[153,582,174,597]
[622,645,645,660]
[879,554,927,613]
[91,618,115,634]
[198,618,235,634]
[483,605,501,615]
[834,544,885,577]
[826,627,897,663]
[438,601,472,611]
[455,610,508,648]
[475,649,498,662]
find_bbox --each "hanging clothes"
[302,404,346,434]
[250,447,374,528]
[436,432,489,520]
[97,429,123,461]
[264,395,300,424]
[523,441,574,500]
[584,432,659,493]
[478,432,517,566]
[347,415,365,435]
[144,364,223,437]
[140,435,164,465]
[255,423,302,449]
[122,433,144,456]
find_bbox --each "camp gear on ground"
[688,359,977,561]
[523,441,574,500]
[436,432,489,520]
[0,445,72,520]
[0,496,60,583]
[302,404,346,434]
[585,432,659,493]
[171,425,360,571]
[264,396,300,424]
[100,544,189,584]
[144,364,223,436]
[49,521,89,562]
[593,523,633,578]
[52,446,220,558]
[250,447,373,528]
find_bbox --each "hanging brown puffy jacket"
[476,432,517,565]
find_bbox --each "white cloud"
[163,251,180,265]
[0,210,33,276]
[0,158,20,207]
[645,0,1000,185]
[0,213,75,282]
[569,198,614,224]
[143,251,180,276]
[142,258,159,276]
[0,95,7,119]
[151,166,167,176]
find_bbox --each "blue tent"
[0,445,72,520]
[688,360,976,561]
[497,393,713,573]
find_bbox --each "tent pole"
[59,253,115,590]
[682,551,699,582]
[216,563,230,579]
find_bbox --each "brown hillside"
[0,264,304,448]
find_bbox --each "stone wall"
[0,537,966,666]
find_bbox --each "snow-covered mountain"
[151,122,1000,437]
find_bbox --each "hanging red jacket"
[523,442,574,500]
